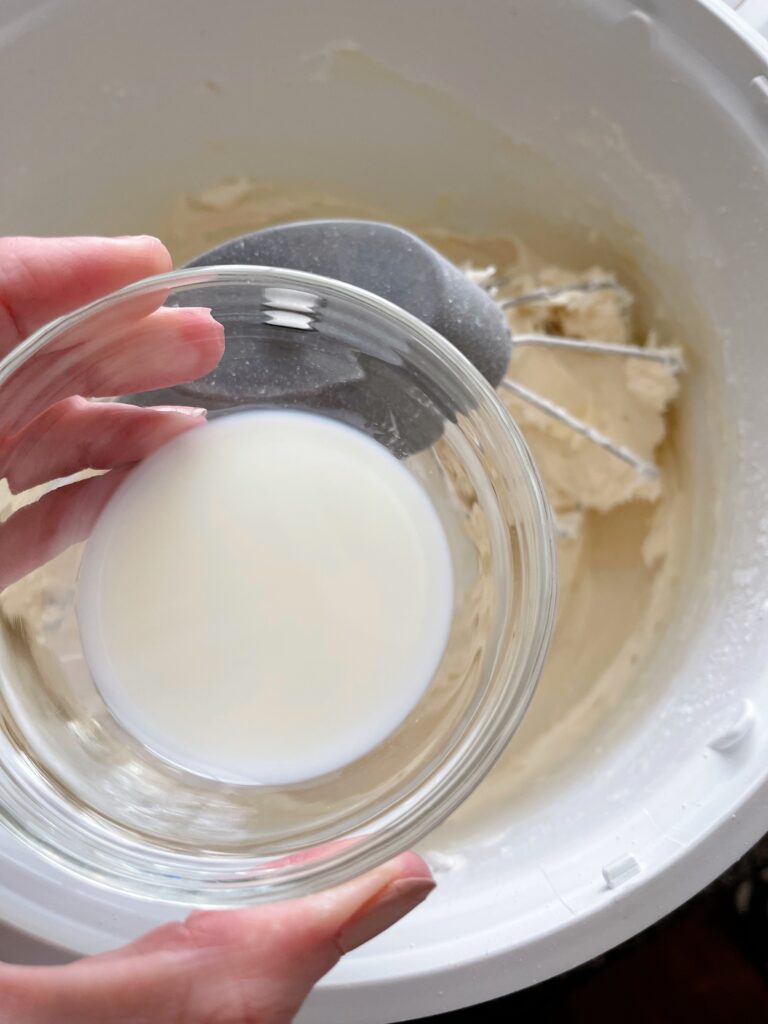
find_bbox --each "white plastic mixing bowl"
[1,1,767,1020]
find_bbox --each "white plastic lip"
[2,762,767,1019]
[736,0,768,35]
[301,780,768,1023]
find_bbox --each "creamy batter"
[162,178,687,849]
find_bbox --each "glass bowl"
[0,266,556,904]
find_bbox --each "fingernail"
[113,234,161,244]
[337,877,436,954]
[155,406,207,417]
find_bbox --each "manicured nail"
[337,877,436,954]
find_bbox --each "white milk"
[77,410,454,785]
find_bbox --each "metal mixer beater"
[137,220,684,479]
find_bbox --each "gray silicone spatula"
[137,219,681,468]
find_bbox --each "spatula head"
[133,221,512,455]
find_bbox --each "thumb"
[150,850,435,1014]
[218,849,436,983]
[3,851,435,1024]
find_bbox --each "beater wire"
[499,378,658,478]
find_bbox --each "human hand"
[0,235,224,588]
[1,849,434,1023]
[0,236,436,1022]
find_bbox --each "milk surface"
[77,410,454,784]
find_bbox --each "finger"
[0,306,224,434]
[130,851,435,1019]
[0,399,206,495]
[0,236,171,357]
[238,848,434,965]
[0,470,130,590]
[3,852,435,1024]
